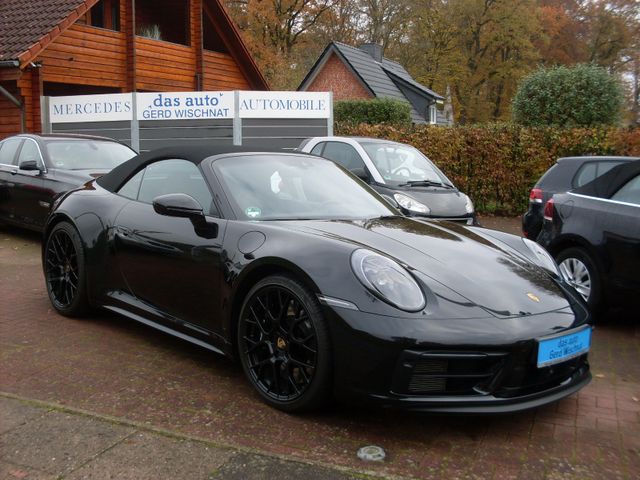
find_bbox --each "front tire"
[44,222,90,317]
[237,275,332,412]
[556,247,603,314]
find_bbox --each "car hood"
[376,185,469,217]
[286,216,569,317]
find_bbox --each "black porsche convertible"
[42,146,592,413]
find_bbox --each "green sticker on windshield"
[245,206,262,218]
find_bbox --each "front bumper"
[323,305,591,413]
[360,364,590,414]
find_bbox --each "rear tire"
[556,247,603,316]
[237,275,332,412]
[44,222,90,317]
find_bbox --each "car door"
[0,138,24,223]
[12,138,50,229]
[601,174,640,295]
[113,158,227,337]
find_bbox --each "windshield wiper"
[398,180,455,189]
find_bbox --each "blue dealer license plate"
[537,327,591,368]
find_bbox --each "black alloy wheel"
[44,222,89,317]
[238,275,331,412]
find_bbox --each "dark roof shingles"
[332,42,440,123]
[0,0,86,61]
[381,59,443,100]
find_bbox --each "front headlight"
[522,238,560,277]
[463,194,474,214]
[351,249,425,311]
[393,193,430,214]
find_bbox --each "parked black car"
[43,145,591,413]
[537,160,640,314]
[299,137,477,224]
[522,156,637,239]
[0,134,136,232]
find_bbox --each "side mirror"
[19,160,41,172]
[152,193,218,239]
[153,193,204,218]
[349,167,369,182]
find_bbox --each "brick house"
[298,42,451,125]
[0,0,268,139]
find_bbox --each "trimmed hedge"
[335,123,640,216]
[334,98,411,125]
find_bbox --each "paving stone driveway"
[1,223,639,479]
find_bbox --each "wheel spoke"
[45,230,80,309]
[288,375,301,395]
[243,336,267,355]
[54,234,67,261]
[298,366,311,385]
[289,357,314,370]
[249,357,271,371]
[249,307,269,335]
[271,362,281,395]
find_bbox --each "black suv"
[522,156,637,239]
[537,160,640,315]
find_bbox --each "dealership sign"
[49,93,133,123]
[136,92,234,120]
[239,91,331,119]
[48,91,332,123]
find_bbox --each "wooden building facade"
[0,0,268,139]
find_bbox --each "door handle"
[10,169,17,175]
[115,226,132,237]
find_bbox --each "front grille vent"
[413,359,448,374]
[408,376,446,393]
[393,351,508,396]
[408,359,448,393]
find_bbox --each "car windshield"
[213,154,398,221]
[360,141,453,186]
[45,140,136,170]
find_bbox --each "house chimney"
[360,43,383,62]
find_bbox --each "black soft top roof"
[573,159,640,199]
[97,145,282,193]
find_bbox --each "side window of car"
[596,161,623,177]
[310,142,325,156]
[0,138,23,166]
[573,161,625,188]
[573,162,597,188]
[17,140,44,169]
[321,142,366,171]
[611,175,640,206]
[117,169,145,200]
[137,159,216,215]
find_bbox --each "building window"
[90,0,120,31]
[136,0,189,45]
[429,105,437,124]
